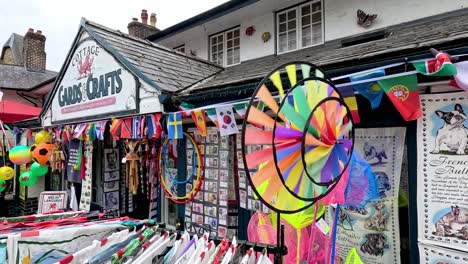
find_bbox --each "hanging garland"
[159,132,203,204]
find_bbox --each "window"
[277,0,323,54]
[174,45,185,53]
[210,27,240,66]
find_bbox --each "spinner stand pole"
[274,212,287,264]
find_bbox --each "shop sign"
[51,39,138,123]
[38,191,68,214]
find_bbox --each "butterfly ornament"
[357,9,377,27]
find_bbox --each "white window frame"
[209,27,241,67]
[174,44,185,53]
[276,0,324,55]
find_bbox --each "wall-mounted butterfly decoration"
[357,9,377,27]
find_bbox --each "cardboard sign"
[38,191,68,214]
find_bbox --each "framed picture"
[104,181,119,192]
[104,149,119,172]
[104,171,119,182]
[104,191,119,210]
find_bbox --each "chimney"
[23,28,46,72]
[141,9,148,24]
[128,10,160,39]
[150,13,156,27]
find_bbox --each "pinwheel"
[241,62,354,213]
[159,132,204,204]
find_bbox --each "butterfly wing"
[364,14,378,27]
[357,9,367,25]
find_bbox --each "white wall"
[157,0,468,64]
[239,12,275,62]
[324,0,468,41]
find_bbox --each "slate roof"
[0,64,56,90]
[83,19,223,92]
[182,8,468,94]
[1,33,24,65]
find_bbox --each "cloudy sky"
[0,0,228,71]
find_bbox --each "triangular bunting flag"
[205,108,219,127]
[179,102,194,118]
[378,74,422,121]
[95,121,107,140]
[449,61,468,92]
[139,116,146,138]
[85,123,95,141]
[167,112,183,139]
[350,69,385,109]
[121,118,132,139]
[73,124,87,139]
[132,117,140,139]
[412,50,457,76]
[216,106,238,136]
[336,86,361,123]
[26,128,32,139]
[233,103,247,118]
[191,109,207,137]
[146,113,162,138]
[110,119,122,140]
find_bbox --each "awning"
[0,100,41,123]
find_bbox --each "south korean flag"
[216,106,238,136]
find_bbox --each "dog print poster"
[417,92,468,252]
[333,127,405,264]
[418,243,468,264]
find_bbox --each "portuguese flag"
[412,51,457,76]
[377,74,422,121]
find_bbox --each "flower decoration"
[245,26,255,36]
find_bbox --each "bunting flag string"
[18,50,468,142]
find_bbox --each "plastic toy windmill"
[241,61,355,214]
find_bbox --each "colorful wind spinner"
[241,62,355,213]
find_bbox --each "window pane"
[302,36,311,47]
[211,37,217,45]
[302,26,311,38]
[279,13,286,22]
[227,32,233,39]
[288,39,297,50]
[227,49,233,65]
[234,48,240,63]
[218,43,223,51]
[312,2,321,12]
[288,20,296,30]
[279,42,287,53]
[288,10,296,19]
[312,12,321,23]
[279,23,287,33]
[212,45,217,52]
[234,29,240,38]
[279,33,287,44]
[234,38,240,46]
[218,35,223,42]
[312,24,322,43]
[301,5,311,15]
[302,15,311,26]
[227,40,233,49]
[289,30,296,41]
